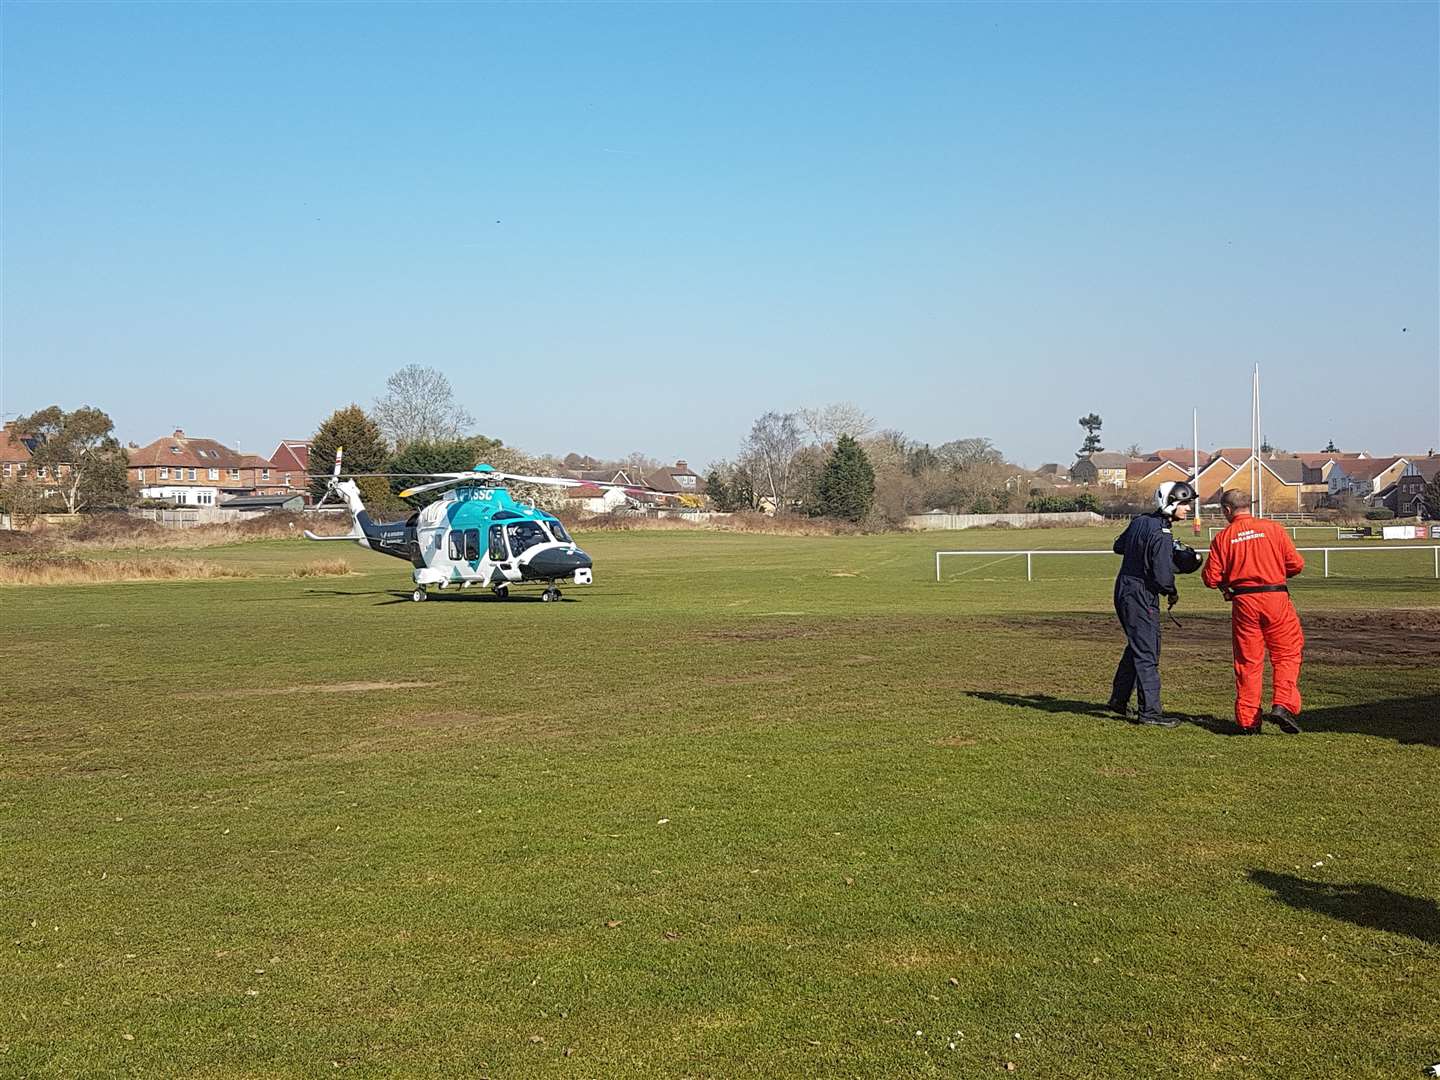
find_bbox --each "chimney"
[173,429,185,439]
[676,460,687,471]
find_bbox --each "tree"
[1424,471,1440,520]
[389,435,505,508]
[0,477,43,527]
[13,405,130,513]
[372,364,475,450]
[935,438,1003,471]
[1078,413,1104,457]
[311,405,392,508]
[811,435,875,522]
[745,411,804,512]
[1324,439,1339,453]
[799,403,875,447]
[1124,442,1144,458]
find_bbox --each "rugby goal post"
[935,546,1440,582]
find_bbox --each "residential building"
[1071,452,1137,488]
[0,422,72,489]
[1125,460,1190,502]
[269,440,312,491]
[128,429,294,506]
[639,460,706,497]
[1327,457,1411,503]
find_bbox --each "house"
[1193,454,1247,505]
[1392,457,1440,517]
[269,440,312,492]
[563,482,630,516]
[1327,457,1410,503]
[1,423,34,482]
[129,429,294,506]
[1125,459,1190,502]
[1198,454,1310,512]
[1071,452,1137,488]
[0,421,71,489]
[639,460,706,498]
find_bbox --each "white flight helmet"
[1155,480,1197,517]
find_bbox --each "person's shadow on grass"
[964,691,1231,734]
[1295,694,1439,748]
[1248,870,1440,945]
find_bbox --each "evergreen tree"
[1324,439,1338,453]
[311,405,391,507]
[811,435,875,522]
[1077,413,1104,457]
[389,435,505,508]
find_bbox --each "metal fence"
[936,546,1440,582]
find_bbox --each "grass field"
[2,525,1437,1078]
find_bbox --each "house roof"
[1211,448,1256,465]
[270,441,311,472]
[1410,458,1440,482]
[1083,452,1136,469]
[1,424,34,464]
[1126,460,1186,482]
[1261,458,1305,484]
[640,460,706,494]
[129,429,253,469]
[1336,456,1405,482]
[1147,448,1200,465]
[566,483,607,499]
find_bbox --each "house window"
[160,467,169,480]
[36,466,48,479]
[187,468,197,481]
[229,468,239,481]
[2,463,9,478]
[261,469,270,481]
[136,469,144,483]
[209,468,219,480]
[679,474,696,488]
[284,473,291,486]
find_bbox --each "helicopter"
[304,449,623,602]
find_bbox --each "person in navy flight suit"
[1107,480,1199,728]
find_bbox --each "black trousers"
[1111,580,1162,719]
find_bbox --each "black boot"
[1268,705,1302,735]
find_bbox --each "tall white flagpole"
[1256,364,1264,517]
[1193,407,1201,536]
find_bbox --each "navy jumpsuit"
[1109,512,1177,721]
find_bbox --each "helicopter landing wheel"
[493,585,509,600]
[412,588,428,602]
[541,585,561,602]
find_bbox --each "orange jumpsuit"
[1202,512,1305,729]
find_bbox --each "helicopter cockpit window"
[464,529,480,561]
[448,531,463,560]
[547,520,571,543]
[506,521,548,557]
[488,525,506,561]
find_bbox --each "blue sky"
[3,1,1436,467]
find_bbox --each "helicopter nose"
[525,546,592,579]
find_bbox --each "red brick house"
[129,429,298,506]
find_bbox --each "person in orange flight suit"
[1202,489,1306,735]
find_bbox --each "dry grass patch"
[290,558,354,578]
[0,555,252,586]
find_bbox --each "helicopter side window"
[548,520,571,543]
[506,521,548,556]
[464,529,480,561]
[448,531,463,560]
[488,525,507,561]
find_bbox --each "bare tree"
[745,411,805,512]
[372,365,475,450]
[799,402,875,446]
[934,437,1003,471]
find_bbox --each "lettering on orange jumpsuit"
[1203,513,1305,727]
